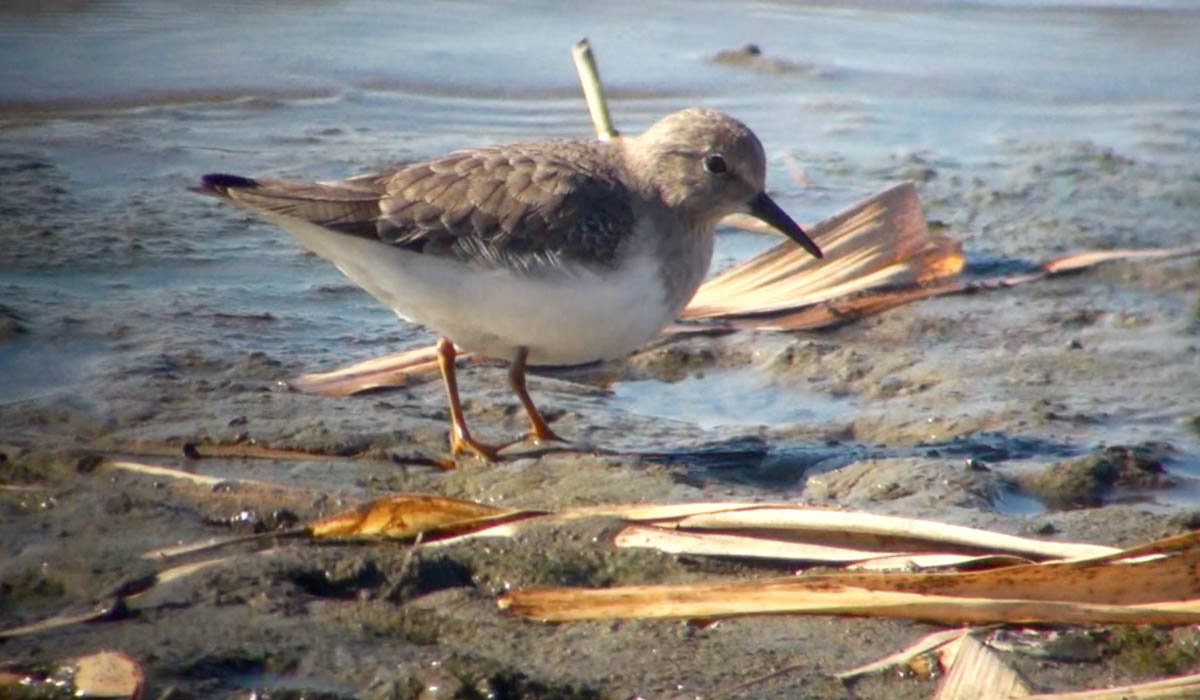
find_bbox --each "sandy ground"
[3,98,1200,699]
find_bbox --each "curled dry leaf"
[308,494,546,541]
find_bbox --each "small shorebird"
[199,108,822,461]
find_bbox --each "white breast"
[273,214,677,366]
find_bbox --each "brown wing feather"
[201,176,384,231]
[201,140,635,272]
[377,141,633,270]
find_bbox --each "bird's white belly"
[277,216,672,365]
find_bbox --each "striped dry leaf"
[934,634,1031,700]
[681,181,962,320]
[498,529,1200,625]
[595,502,1118,561]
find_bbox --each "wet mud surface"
[4,3,1200,698]
[3,133,1199,696]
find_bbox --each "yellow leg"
[509,347,566,445]
[436,338,501,461]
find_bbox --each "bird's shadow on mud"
[587,431,1086,490]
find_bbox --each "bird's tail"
[193,173,261,198]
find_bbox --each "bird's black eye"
[702,153,727,174]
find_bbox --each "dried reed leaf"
[848,553,1035,572]
[934,634,1030,700]
[613,524,897,562]
[289,345,447,396]
[556,500,768,521]
[1024,671,1200,699]
[499,580,1200,625]
[615,524,1035,570]
[142,534,280,560]
[500,530,1200,624]
[684,182,961,319]
[1042,243,1200,274]
[0,608,114,640]
[103,460,269,488]
[308,493,544,541]
[149,555,251,587]
[727,278,966,331]
[628,505,1118,560]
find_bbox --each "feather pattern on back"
[203,140,636,273]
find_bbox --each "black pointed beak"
[746,191,823,259]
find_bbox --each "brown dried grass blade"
[500,530,1200,623]
[288,345,446,396]
[499,580,1200,625]
[934,634,1031,700]
[614,504,1118,560]
[732,536,1200,603]
[726,278,967,331]
[1042,243,1200,274]
[848,553,1035,571]
[103,459,285,489]
[0,608,114,640]
[614,523,1035,569]
[613,524,899,563]
[308,493,546,541]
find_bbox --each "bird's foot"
[524,425,567,446]
[449,430,503,463]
